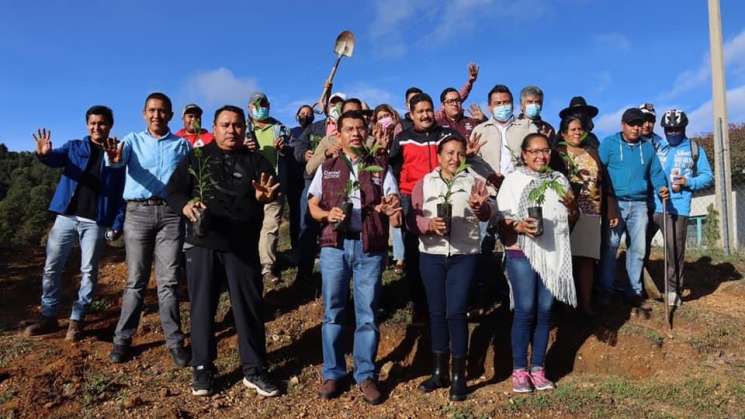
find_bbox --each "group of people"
[22,63,714,404]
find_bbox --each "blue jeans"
[419,253,477,357]
[319,240,384,383]
[41,215,105,321]
[506,251,554,370]
[600,200,648,297]
[391,227,404,262]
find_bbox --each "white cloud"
[686,84,745,136]
[593,105,628,138]
[591,71,613,94]
[346,83,396,107]
[661,29,745,100]
[369,0,428,58]
[593,33,631,52]
[184,68,258,107]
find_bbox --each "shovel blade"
[334,30,355,57]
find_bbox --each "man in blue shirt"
[106,92,191,366]
[599,108,669,307]
[652,109,713,306]
[23,106,125,342]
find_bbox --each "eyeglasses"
[524,148,551,155]
[443,98,462,105]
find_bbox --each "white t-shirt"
[308,158,398,232]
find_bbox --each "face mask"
[329,105,342,121]
[298,115,314,128]
[252,106,269,121]
[665,132,684,146]
[492,104,513,122]
[525,103,541,119]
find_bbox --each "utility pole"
[707,0,734,254]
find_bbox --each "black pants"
[186,246,266,376]
[401,194,426,309]
[651,213,688,294]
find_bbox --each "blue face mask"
[665,132,684,146]
[525,103,541,119]
[492,104,513,122]
[252,107,269,121]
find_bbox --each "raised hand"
[468,63,479,82]
[33,128,53,156]
[466,132,486,157]
[103,137,123,163]
[468,103,485,121]
[468,179,489,210]
[253,172,280,202]
[373,123,393,151]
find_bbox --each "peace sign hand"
[103,137,123,164]
[467,63,479,82]
[253,172,280,203]
[466,132,486,157]
[468,179,489,210]
[33,129,52,156]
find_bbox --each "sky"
[2,0,745,151]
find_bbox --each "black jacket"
[165,141,275,255]
[293,119,329,180]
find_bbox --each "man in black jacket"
[165,105,280,398]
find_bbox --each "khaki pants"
[259,196,284,274]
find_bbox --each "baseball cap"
[639,103,656,121]
[622,108,645,124]
[182,104,202,117]
[249,92,268,105]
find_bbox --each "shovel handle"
[318,56,343,111]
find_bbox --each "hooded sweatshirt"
[599,132,667,201]
[652,136,713,216]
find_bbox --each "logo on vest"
[323,169,341,179]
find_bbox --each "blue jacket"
[40,138,126,230]
[652,137,713,216]
[599,132,667,202]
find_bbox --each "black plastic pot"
[192,207,210,238]
[437,202,452,234]
[334,201,354,232]
[527,206,544,237]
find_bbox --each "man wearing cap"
[177,104,214,148]
[106,92,191,366]
[247,92,291,284]
[598,108,669,307]
[558,96,600,148]
[517,86,555,143]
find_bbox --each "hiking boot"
[318,379,341,400]
[418,351,449,393]
[243,373,280,397]
[169,344,191,368]
[23,315,58,337]
[449,356,468,402]
[529,368,555,391]
[110,344,130,364]
[358,378,383,405]
[191,365,214,397]
[65,320,83,342]
[511,369,533,393]
[624,293,646,308]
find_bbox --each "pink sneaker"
[511,369,533,393]
[529,368,555,391]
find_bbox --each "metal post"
[708,0,735,254]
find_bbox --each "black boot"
[449,356,468,401]
[418,351,450,393]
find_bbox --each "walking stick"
[662,196,672,330]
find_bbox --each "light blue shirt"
[107,130,190,200]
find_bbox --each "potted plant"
[333,145,384,232]
[436,160,469,234]
[526,168,567,237]
[187,138,213,237]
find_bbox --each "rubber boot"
[418,351,449,393]
[449,356,468,401]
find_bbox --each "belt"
[342,231,361,240]
[129,197,165,206]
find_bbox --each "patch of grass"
[0,389,15,404]
[81,371,120,407]
[689,324,738,353]
[444,405,488,419]
[88,299,111,313]
[619,323,665,348]
[0,336,35,368]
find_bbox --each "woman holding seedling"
[496,133,578,393]
[550,116,619,315]
[408,135,494,401]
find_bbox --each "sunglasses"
[625,120,644,127]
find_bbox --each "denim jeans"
[391,227,404,262]
[319,240,384,383]
[600,200,649,297]
[505,251,554,370]
[419,253,477,357]
[41,215,105,321]
[113,202,184,349]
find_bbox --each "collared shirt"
[254,123,279,168]
[308,156,398,232]
[471,116,537,176]
[108,130,190,200]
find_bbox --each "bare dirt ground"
[1,235,744,418]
